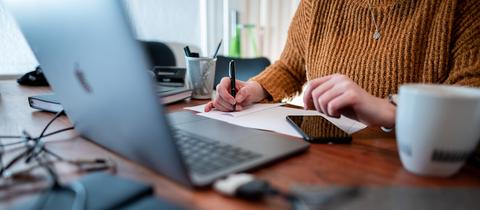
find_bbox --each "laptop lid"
[4,0,193,186]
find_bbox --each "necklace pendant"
[373,30,381,40]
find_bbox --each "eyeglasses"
[1,110,115,210]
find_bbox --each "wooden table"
[1,80,479,210]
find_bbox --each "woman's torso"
[305,0,457,97]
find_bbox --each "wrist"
[249,81,269,102]
[380,98,396,128]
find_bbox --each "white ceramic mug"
[396,84,480,177]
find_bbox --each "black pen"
[229,60,236,111]
[212,39,222,58]
[183,46,191,57]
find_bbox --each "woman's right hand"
[205,77,268,112]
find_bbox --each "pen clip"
[228,60,236,79]
[229,60,237,107]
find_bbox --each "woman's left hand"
[303,74,396,128]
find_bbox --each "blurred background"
[0,0,300,79]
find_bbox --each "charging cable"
[213,173,309,210]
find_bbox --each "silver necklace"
[367,1,382,40]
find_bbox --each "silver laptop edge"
[4,0,309,187]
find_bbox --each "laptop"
[4,0,309,187]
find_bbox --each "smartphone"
[286,115,352,143]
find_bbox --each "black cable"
[235,179,310,210]
[42,147,64,161]
[41,127,74,138]
[38,110,65,139]
[0,140,34,175]
[0,138,25,171]
[0,141,4,175]
[0,148,30,175]
[24,110,65,164]
[0,140,28,147]
[0,110,66,175]
[0,126,73,175]
[2,110,87,210]
[25,141,46,164]
[0,135,23,139]
[214,175,360,210]
[32,155,60,210]
[0,127,74,148]
[37,155,61,187]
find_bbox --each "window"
[0,4,37,78]
[0,0,299,78]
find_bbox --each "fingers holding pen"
[205,78,245,112]
[217,84,236,105]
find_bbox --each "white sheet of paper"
[183,104,208,113]
[184,103,285,117]
[184,103,366,138]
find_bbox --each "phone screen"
[286,115,352,143]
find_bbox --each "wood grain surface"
[1,80,479,210]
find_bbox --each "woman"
[206,0,480,132]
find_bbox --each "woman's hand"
[205,78,268,112]
[303,74,396,127]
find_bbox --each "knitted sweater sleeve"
[250,0,312,102]
[444,0,480,87]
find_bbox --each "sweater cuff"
[250,67,303,102]
[250,76,285,102]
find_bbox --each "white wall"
[126,0,200,47]
[126,0,204,65]
[0,3,38,76]
[0,0,298,76]
[0,0,206,74]
[204,0,224,58]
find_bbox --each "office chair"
[142,41,177,67]
[214,55,270,89]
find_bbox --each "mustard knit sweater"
[252,0,480,102]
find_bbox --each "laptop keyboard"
[173,129,262,175]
